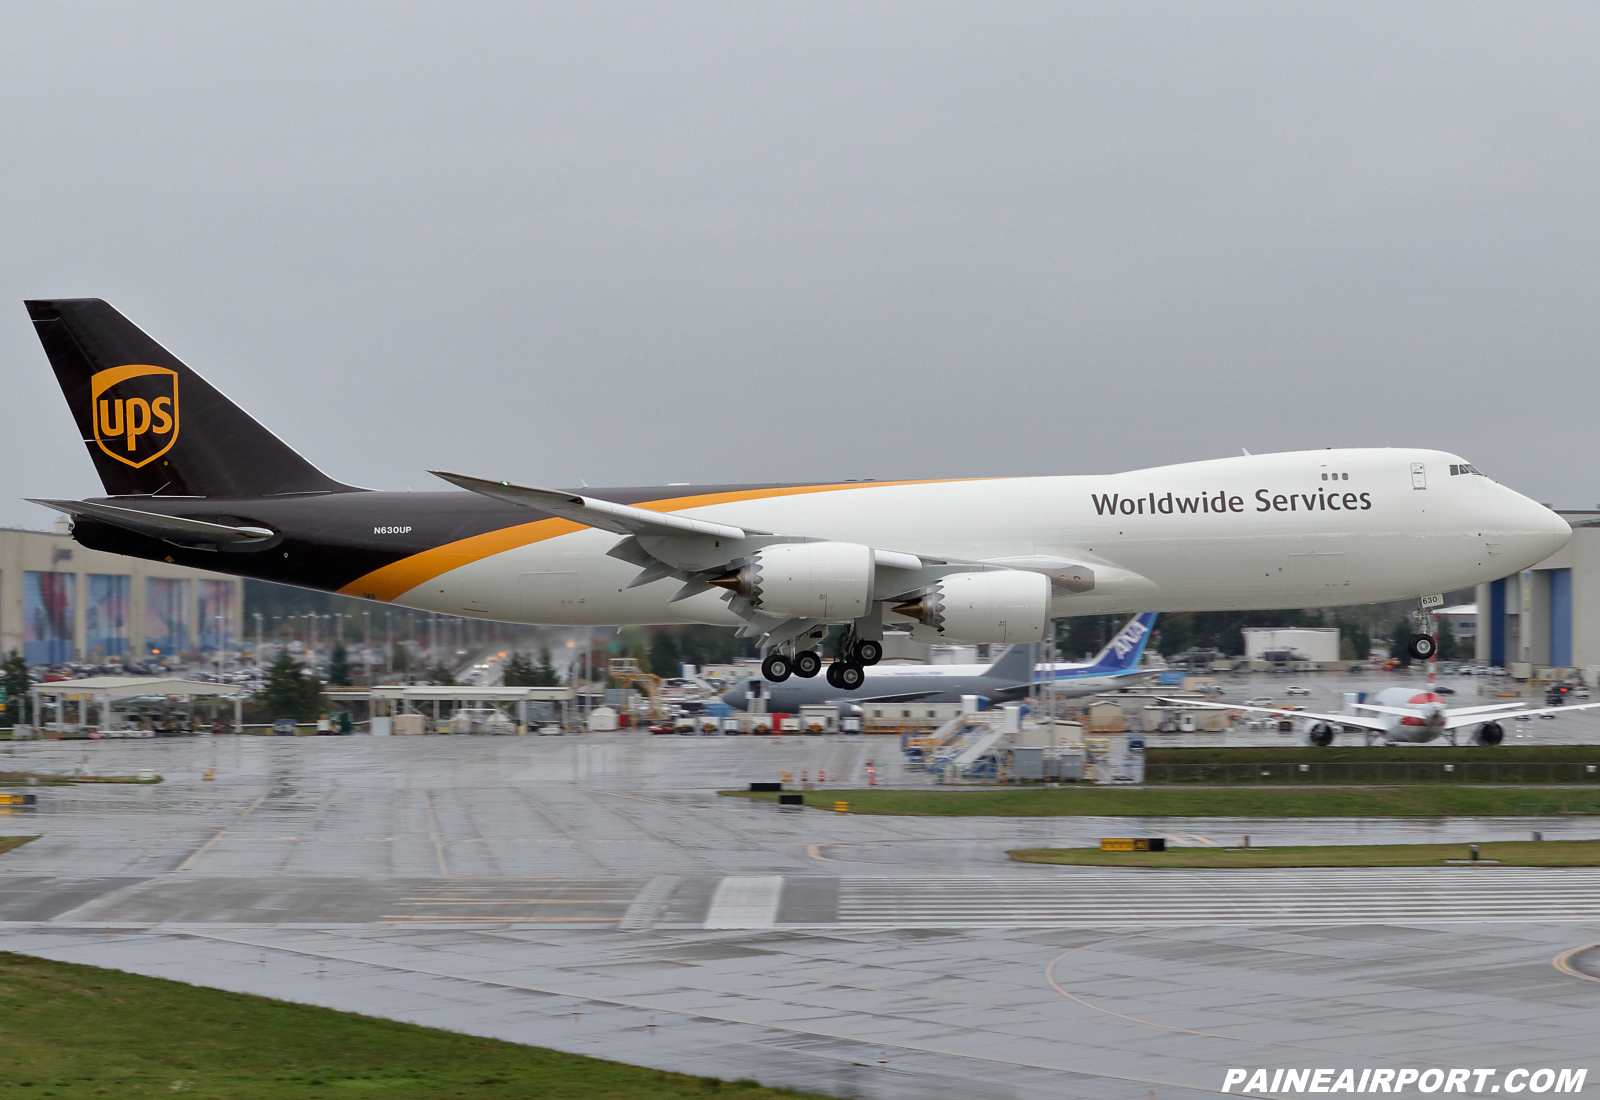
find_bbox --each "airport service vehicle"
[1284,685,1311,696]
[721,612,1157,710]
[1183,689,1600,746]
[24,299,1572,689]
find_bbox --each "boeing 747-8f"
[24,299,1571,689]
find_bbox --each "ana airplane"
[1175,689,1600,746]
[720,612,1159,710]
[24,299,1572,690]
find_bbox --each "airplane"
[720,612,1159,711]
[1169,688,1600,746]
[23,299,1572,691]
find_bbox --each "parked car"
[1284,686,1311,697]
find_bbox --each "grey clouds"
[2,2,1597,524]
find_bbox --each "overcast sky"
[2,2,1597,527]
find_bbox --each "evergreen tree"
[259,649,325,721]
[2,650,29,727]
[1389,619,1414,666]
[1437,618,1460,662]
[502,652,536,686]
[390,642,413,674]
[532,646,560,686]
[328,641,352,686]
[427,663,456,686]
[648,632,679,679]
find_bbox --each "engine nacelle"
[713,541,874,620]
[1473,721,1504,746]
[891,570,1050,644]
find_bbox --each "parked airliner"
[1177,689,1600,746]
[24,299,1571,690]
[721,612,1159,710]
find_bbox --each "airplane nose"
[1494,485,1571,564]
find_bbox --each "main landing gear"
[759,636,883,688]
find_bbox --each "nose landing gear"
[1406,633,1436,661]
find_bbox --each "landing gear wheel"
[1309,723,1336,747]
[761,654,792,683]
[792,650,822,678]
[833,663,865,691]
[1406,633,1436,661]
[853,639,883,666]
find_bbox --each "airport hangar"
[0,521,242,665]
[1476,511,1600,679]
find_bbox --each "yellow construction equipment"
[608,658,665,720]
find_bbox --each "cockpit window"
[1449,463,1486,476]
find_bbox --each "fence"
[1143,762,1600,785]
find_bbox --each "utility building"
[1475,514,1600,679]
[0,523,243,664]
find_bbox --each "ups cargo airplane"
[23,299,1572,689]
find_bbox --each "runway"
[1,734,1597,1099]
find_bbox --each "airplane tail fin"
[25,298,356,499]
[984,643,1034,681]
[1081,613,1158,672]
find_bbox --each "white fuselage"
[395,448,1569,628]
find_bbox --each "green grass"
[1146,746,1600,764]
[1008,839,1600,868]
[0,836,38,855]
[0,952,838,1100]
[0,772,73,786]
[723,787,1600,816]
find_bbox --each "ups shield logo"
[90,364,179,469]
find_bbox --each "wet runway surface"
[1,733,1598,1099]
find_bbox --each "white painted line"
[703,876,783,929]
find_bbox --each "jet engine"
[709,541,874,620]
[1309,723,1337,747]
[891,569,1049,644]
[1473,721,1504,746]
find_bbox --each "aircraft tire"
[792,650,822,678]
[853,640,883,666]
[1406,633,1436,660]
[762,654,792,683]
[835,663,865,691]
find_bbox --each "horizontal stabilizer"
[29,498,274,545]
[430,471,751,540]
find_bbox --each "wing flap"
[431,471,749,540]
[30,498,274,545]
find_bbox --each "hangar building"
[1475,514,1600,679]
[0,523,243,665]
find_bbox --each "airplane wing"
[29,498,274,545]
[1442,700,1600,729]
[1159,698,1390,732]
[431,471,754,540]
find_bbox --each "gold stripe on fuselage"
[338,478,977,602]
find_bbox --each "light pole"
[362,610,371,682]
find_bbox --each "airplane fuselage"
[65,446,1567,629]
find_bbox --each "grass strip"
[1008,839,1600,868]
[723,787,1600,817]
[0,836,37,856]
[0,772,73,786]
[1146,746,1600,764]
[0,951,837,1099]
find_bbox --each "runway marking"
[174,795,266,873]
[703,876,783,929]
[580,788,709,811]
[806,843,852,863]
[178,929,1256,1097]
[1552,941,1600,984]
[421,790,448,876]
[392,895,630,908]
